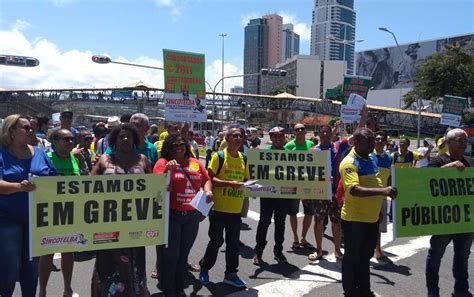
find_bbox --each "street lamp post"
[378,27,422,147]
[210,69,287,132]
[219,34,227,121]
[92,55,164,70]
[92,55,164,113]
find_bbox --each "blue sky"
[0,0,473,90]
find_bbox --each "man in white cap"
[95,116,120,155]
[253,126,291,265]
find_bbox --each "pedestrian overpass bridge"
[0,87,442,135]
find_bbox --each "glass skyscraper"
[310,0,356,74]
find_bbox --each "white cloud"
[155,0,183,17]
[11,20,31,31]
[0,28,243,94]
[278,12,311,42]
[241,12,310,42]
[240,12,260,27]
[205,59,243,93]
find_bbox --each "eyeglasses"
[83,136,93,141]
[375,138,387,142]
[59,137,74,142]
[231,134,243,139]
[294,127,305,132]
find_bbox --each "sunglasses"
[83,136,93,141]
[59,137,74,142]
[231,134,243,139]
[18,125,33,132]
[173,142,186,148]
[375,138,387,142]
[294,127,305,132]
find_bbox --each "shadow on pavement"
[249,261,300,279]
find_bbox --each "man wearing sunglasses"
[284,123,315,250]
[200,125,249,288]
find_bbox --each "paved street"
[14,196,473,296]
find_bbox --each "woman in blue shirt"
[0,114,56,297]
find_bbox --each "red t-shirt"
[153,157,210,211]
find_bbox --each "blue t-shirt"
[0,147,57,222]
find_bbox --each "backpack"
[212,139,221,152]
[214,150,247,177]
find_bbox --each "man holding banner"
[284,123,315,250]
[425,128,473,297]
[253,126,291,265]
[339,128,397,297]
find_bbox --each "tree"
[267,87,288,96]
[403,42,474,108]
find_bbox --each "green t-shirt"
[284,139,314,151]
[47,152,80,176]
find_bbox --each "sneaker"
[223,273,247,288]
[199,269,209,285]
[274,252,287,263]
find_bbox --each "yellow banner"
[29,174,168,257]
[246,150,331,200]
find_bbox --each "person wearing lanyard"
[39,128,88,297]
[0,114,57,297]
[154,133,213,296]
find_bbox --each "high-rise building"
[263,14,283,68]
[281,24,300,63]
[244,14,286,94]
[243,18,268,94]
[310,0,356,74]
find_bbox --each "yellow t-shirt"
[159,131,169,141]
[209,149,249,214]
[340,149,384,223]
[437,137,448,156]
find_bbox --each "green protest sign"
[163,49,205,96]
[342,75,372,104]
[245,150,331,200]
[394,167,474,238]
[163,49,207,122]
[29,174,168,257]
[440,95,467,127]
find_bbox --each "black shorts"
[287,199,315,216]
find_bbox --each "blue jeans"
[205,149,213,168]
[0,218,39,297]
[426,233,473,296]
[160,210,200,295]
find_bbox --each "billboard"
[356,34,473,90]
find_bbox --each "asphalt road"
[13,197,473,296]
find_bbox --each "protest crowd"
[0,108,472,297]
